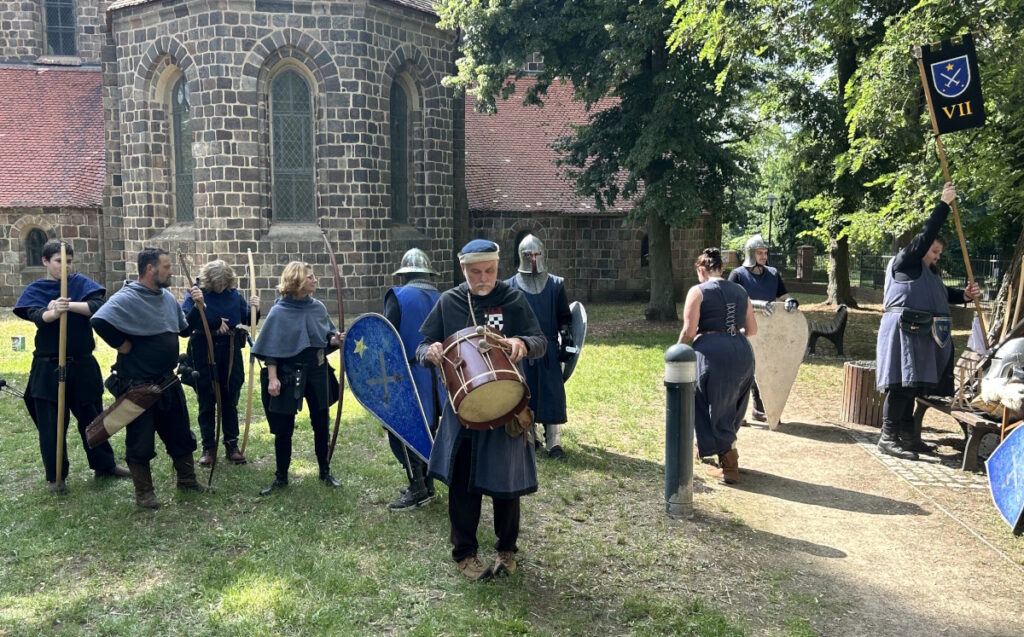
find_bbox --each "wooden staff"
[54,243,69,488]
[240,249,257,455]
[914,48,988,350]
[999,276,1014,342]
[1011,254,1024,334]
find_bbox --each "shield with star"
[343,313,433,462]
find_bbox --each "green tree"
[672,0,920,306]
[438,0,752,321]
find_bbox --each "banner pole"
[914,48,989,348]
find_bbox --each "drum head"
[457,379,526,428]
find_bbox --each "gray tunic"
[416,281,546,497]
[876,259,953,392]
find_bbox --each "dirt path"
[703,408,1024,637]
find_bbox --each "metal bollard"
[664,343,697,519]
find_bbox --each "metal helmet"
[517,234,546,274]
[984,337,1024,381]
[393,248,437,276]
[743,234,769,268]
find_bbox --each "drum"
[439,325,529,430]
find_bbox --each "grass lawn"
[0,302,879,636]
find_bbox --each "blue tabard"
[693,279,755,457]
[875,258,953,392]
[507,274,568,424]
[393,285,445,427]
[731,266,780,302]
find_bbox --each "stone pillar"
[797,245,815,282]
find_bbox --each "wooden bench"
[807,304,849,356]
[913,399,1000,471]
[911,350,997,471]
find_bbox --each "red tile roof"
[0,66,104,208]
[465,77,632,215]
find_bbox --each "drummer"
[418,239,547,581]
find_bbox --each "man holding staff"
[14,240,129,493]
[418,239,546,581]
[875,183,980,460]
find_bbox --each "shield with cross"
[343,313,433,462]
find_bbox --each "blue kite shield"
[343,313,432,463]
[986,424,1024,536]
[930,55,970,99]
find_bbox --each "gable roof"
[0,66,104,209]
[464,77,632,215]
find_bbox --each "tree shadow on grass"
[733,468,929,516]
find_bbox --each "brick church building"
[0,0,716,310]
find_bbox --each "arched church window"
[512,229,531,271]
[25,229,47,267]
[271,70,314,223]
[390,79,410,225]
[171,75,194,222]
[45,0,76,56]
[640,234,649,268]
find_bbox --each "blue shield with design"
[344,313,433,462]
[930,55,971,99]
[986,424,1024,535]
[931,316,952,349]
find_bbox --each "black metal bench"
[806,304,849,356]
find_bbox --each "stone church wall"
[105,0,457,313]
[0,0,107,64]
[470,212,721,302]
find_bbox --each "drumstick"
[474,325,515,353]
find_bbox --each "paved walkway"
[708,416,1024,637]
[847,428,988,490]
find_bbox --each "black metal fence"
[767,249,1009,298]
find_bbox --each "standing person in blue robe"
[251,261,344,496]
[875,183,979,461]
[507,234,574,460]
[679,248,758,485]
[382,248,446,511]
[418,240,547,581]
[14,240,130,493]
[181,259,260,467]
[728,234,797,422]
[91,247,207,509]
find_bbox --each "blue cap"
[458,239,500,264]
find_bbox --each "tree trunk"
[645,213,678,321]
[826,234,858,307]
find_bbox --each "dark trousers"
[751,382,765,415]
[32,398,116,482]
[265,408,330,481]
[123,384,198,465]
[448,437,520,562]
[387,430,427,476]
[197,383,241,450]
[883,386,920,436]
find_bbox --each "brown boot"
[128,463,160,509]
[172,455,208,492]
[718,449,739,484]
[225,442,247,465]
[198,448,215,467]
[456,555,491,581]
[491,551,518,577]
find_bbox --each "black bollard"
[664,343,697,519]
